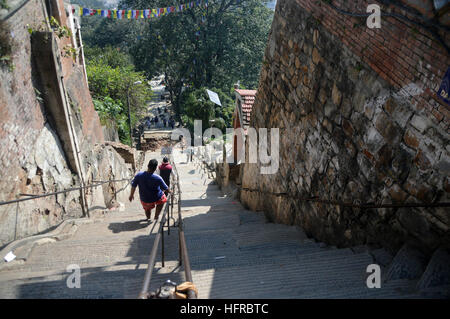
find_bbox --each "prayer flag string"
[70,0,209,19]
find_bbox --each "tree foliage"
[79,0,273,138]
[179,87,234,135]
[122,0,272,102]
[84,46,152,145]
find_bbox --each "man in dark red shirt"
[158,157,173,195]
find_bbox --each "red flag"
[107,10,111,18]
[136,10,139,19]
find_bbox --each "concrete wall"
[240,0,449,254]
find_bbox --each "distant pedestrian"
[169,118,175,129]
[186,146,193,162]
[154,116,159,127]
[158,157,173,196]
[129,159,171,222]
[179,135,185,152]
[163,118,167,127]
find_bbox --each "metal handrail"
[173,161,196,299]
[0,178,131,207]
[138,154,196,299]
[138,196,171,299]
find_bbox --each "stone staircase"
[175,155,449,299]
[0,151,448,298]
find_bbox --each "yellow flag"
[152,9,157,17]
[113,10,117,18]
[127,10,131,19]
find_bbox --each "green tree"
[78,0,272,133]
[113,0,271,114]
[179,87,234,137]
[84,46,152,145]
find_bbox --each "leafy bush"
[85,46,152,144]
[179,87,234,141]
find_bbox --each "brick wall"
[240,0,449,254]
[296,0,450,130]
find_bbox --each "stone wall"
[240,0,450,254]
[0,0,133,247]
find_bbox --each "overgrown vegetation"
[179,87,234,135]
[84,46,152,145]
[78,0,273,138]
[0,0,9,10]
[0,21,14,71]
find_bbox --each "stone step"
[416,247,450,291]
[236,278,421,299]
[192,252,375,298]
[384,244,428,282]
[187,247,362,271]
[0,262,187,299]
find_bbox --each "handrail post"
[170,184,174,223]
[161,216,165,268]
[167,196,170,235]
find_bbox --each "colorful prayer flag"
[78,1,201,20]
